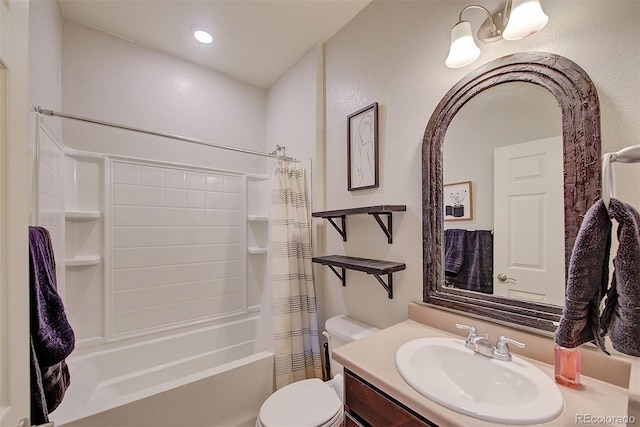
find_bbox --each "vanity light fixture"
[445,0,548,68]
[193,28,213,44]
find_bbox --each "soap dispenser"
[554,345,581,388]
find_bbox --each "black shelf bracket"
[371,273,393,299]
[327,265,346,287]
[369,212,393,244]
[327,216,347,241]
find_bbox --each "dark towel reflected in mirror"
[444,229,493,294]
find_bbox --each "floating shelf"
[312,205,406,243]
[248,247,268,254]
[66,255,101,267]
[65,210,101,220]
[312,255,405,299]
[247,215,269,222]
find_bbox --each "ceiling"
[57,0,371,89]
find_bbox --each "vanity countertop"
[333,319,631,427]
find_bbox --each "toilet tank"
[324,315,379,377]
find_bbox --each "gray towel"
[445,230,493,294]
[444,229,466,273]
[600,199,640,357]
[555,200,611,352]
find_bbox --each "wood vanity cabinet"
[344,370,437,427]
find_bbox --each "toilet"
[256,315,379,427]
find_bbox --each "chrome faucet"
[455,324,525,361]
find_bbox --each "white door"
[0,1,32,426]
[493,137,565,305]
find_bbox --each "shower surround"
[35,124,273,424]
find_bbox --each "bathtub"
[51,316,274,427]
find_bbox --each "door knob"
[497,273,515,282]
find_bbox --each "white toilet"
[256,315,379,427]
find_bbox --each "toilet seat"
[257,378,343,427]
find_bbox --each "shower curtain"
[270,160,322,389]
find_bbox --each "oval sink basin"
[395,337,564,425]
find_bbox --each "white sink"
[395,337,564,425]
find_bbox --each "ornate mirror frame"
[423,52,601,333]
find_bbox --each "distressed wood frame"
[422,52,601,333]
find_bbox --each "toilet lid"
[259,379,342,427]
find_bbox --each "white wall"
[323,0,640,330]
[62,20,268,174]
[29,0,63,139]
[266,44,320,167]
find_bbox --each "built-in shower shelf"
[66,255,101,267]
[312,255,405,299]
[65,210,101,220]
[247,215,269,222]
[312,205,406,243]
[248,247,268,254]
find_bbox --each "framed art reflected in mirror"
[444,181,473,221]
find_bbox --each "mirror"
[423,52,601,333]
[443,83,564,305]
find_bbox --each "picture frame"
[444,181,473,221]
[347,102,379,191]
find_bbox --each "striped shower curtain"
[270,160,322,389]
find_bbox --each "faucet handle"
[455,323,478,348]
[494,336,526,361]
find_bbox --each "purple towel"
[554,200,611,352]
[29,226,75,424]
[600,199,640,357]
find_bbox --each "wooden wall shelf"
[312,255,406,299]
[312,205,406,244]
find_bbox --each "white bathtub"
[51,316,274,427]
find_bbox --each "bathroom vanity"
[344,369,433,426]
[334,303,636,427]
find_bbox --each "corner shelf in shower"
[248,247,268,255]
[65,210,101,268]
[312,255,405,299]
[65,210,101,220]
[247,215,268,256]
[66,255,101,267]
[312,205,406,244]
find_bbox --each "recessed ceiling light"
[193,29,213,44]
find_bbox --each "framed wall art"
[347,102,378,191]
[444,181,473,221]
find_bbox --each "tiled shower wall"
[35,121,65,298]
[109,159,244,338]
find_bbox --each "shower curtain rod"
[36,106,300,162]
